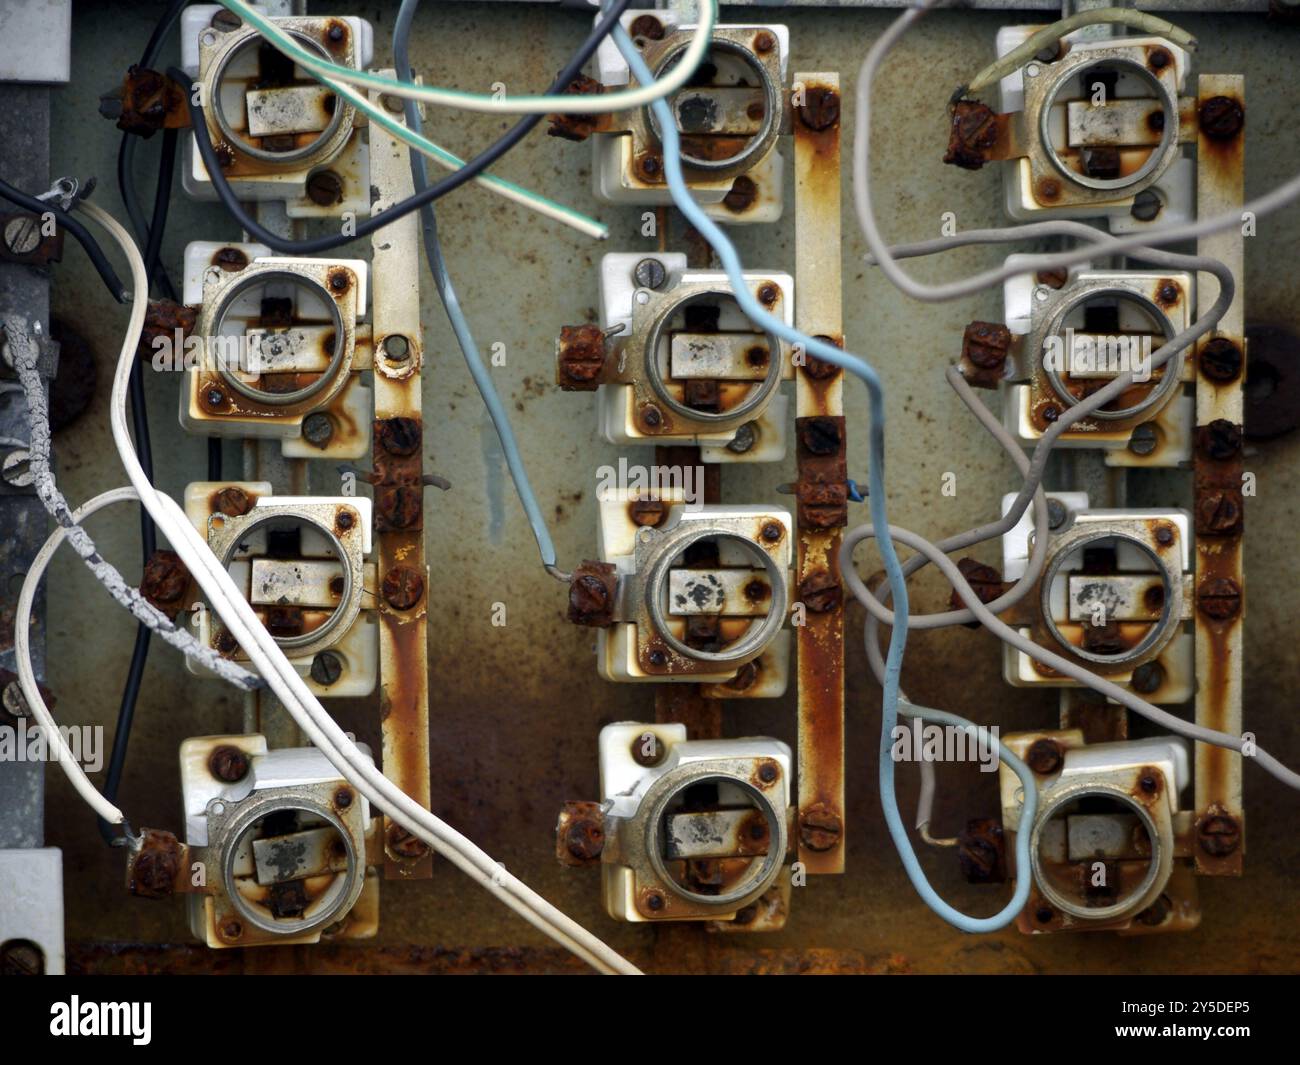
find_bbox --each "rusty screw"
[1200,337,1244,383]
[378,416,421,456]
[643,891,666,913]
[753,30,776,54]
[799,803,843,852]
[387,823,430,860]
[760,522,783,544]
[631,731,665,767]
[1131,188,1163,223]
[1026,738,1064,775]
[334,787,353,809]
[215,486,252,516]
[1199,95,1244,140]
[756,760,780,785]
[219,919,243,941]
[640,404,662,429]
[208,744,250,783]
[310,651,343,686]
[2,681,30,720]
[798,85,840,132]
[1197,812,1241,856]
[1197,577,1242,620]
[569,572,611,619]
[0,940,45,976]
[799,569,842,614]
[382,565,425,610]
[305,170,344,206]
[799,416,842,457]
[757,283,779,307]
[1196,490,1243,535]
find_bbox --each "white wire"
[217,0,718,115]
[79,200,641,976]
[15,486,143,827]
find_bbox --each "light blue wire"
[896,700,1037,928]
[614,23,1028,931]
[395,0,560,570]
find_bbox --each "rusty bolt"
[1036,268,1068,290]
[957,818,1006,884]
[725,660,759,692]
[219,919,243,941]
[628,14,664,40]
[633,257,667,291]
[944,100,999,171]
[335,509,355,532]
[760,522,783,544]
[204,385,227,410]
[1197,577,1242,620]
[305,170,344,206]
[798,85,840,132]
[647,649,667,668]
[1137,894,1172,927]
[387,823,430,860]
[310,651,343,686]
[0,940,45,976]
[636,152,663,182]
[1036,178,1061,202]
[1197,812,1241,856]
[628,498,665,528]
[631,731,665,767]
[569,573,611,622]
[952,558,1002,616]
[1200,337,1244,383]
[208,744,250,783]
[1026,738,1064,775]
[757,283,779,307]
[564,817,604,863]
[1042,404,1060,423]
[333,787,353,809]
[376,486,422,529]
[799,803,843,852]
[378,416,421,456]
[1197,419,1243,461]
[1196,489,1243,535]
[328,270,350,293]
[326,22,346,44]
[1148,47,1172,71]
[799,569,842,614]
[1137,768,1161,797]
[141,550,189,609]
[756,760,780,785]
[382,565,425,610]
[215,486,251,516]
[1199,95,1244,140]
[723,175,759,213]
[753,30,776,54]
[640,404,662,429]
[302,412,333,448]
[643,891,666,913]
[799,416,842,457]
[130,844,180,900]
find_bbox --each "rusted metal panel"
[1193,74,1245,877]
[369,82,432,879]
[793,72,846,874]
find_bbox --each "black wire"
[165,0,635,254]
[117,0,189,301]
[98,1,190,845]
[0,178,128,302]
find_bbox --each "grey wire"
[4,316,262,691]
[395,0,564,573]
[858,229,1235,633]
[841,520,1300,791]
[852,0,1300,304]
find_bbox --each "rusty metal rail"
[369,85,433,879]
[793,73,847,874]
[1192,74,1246,877]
